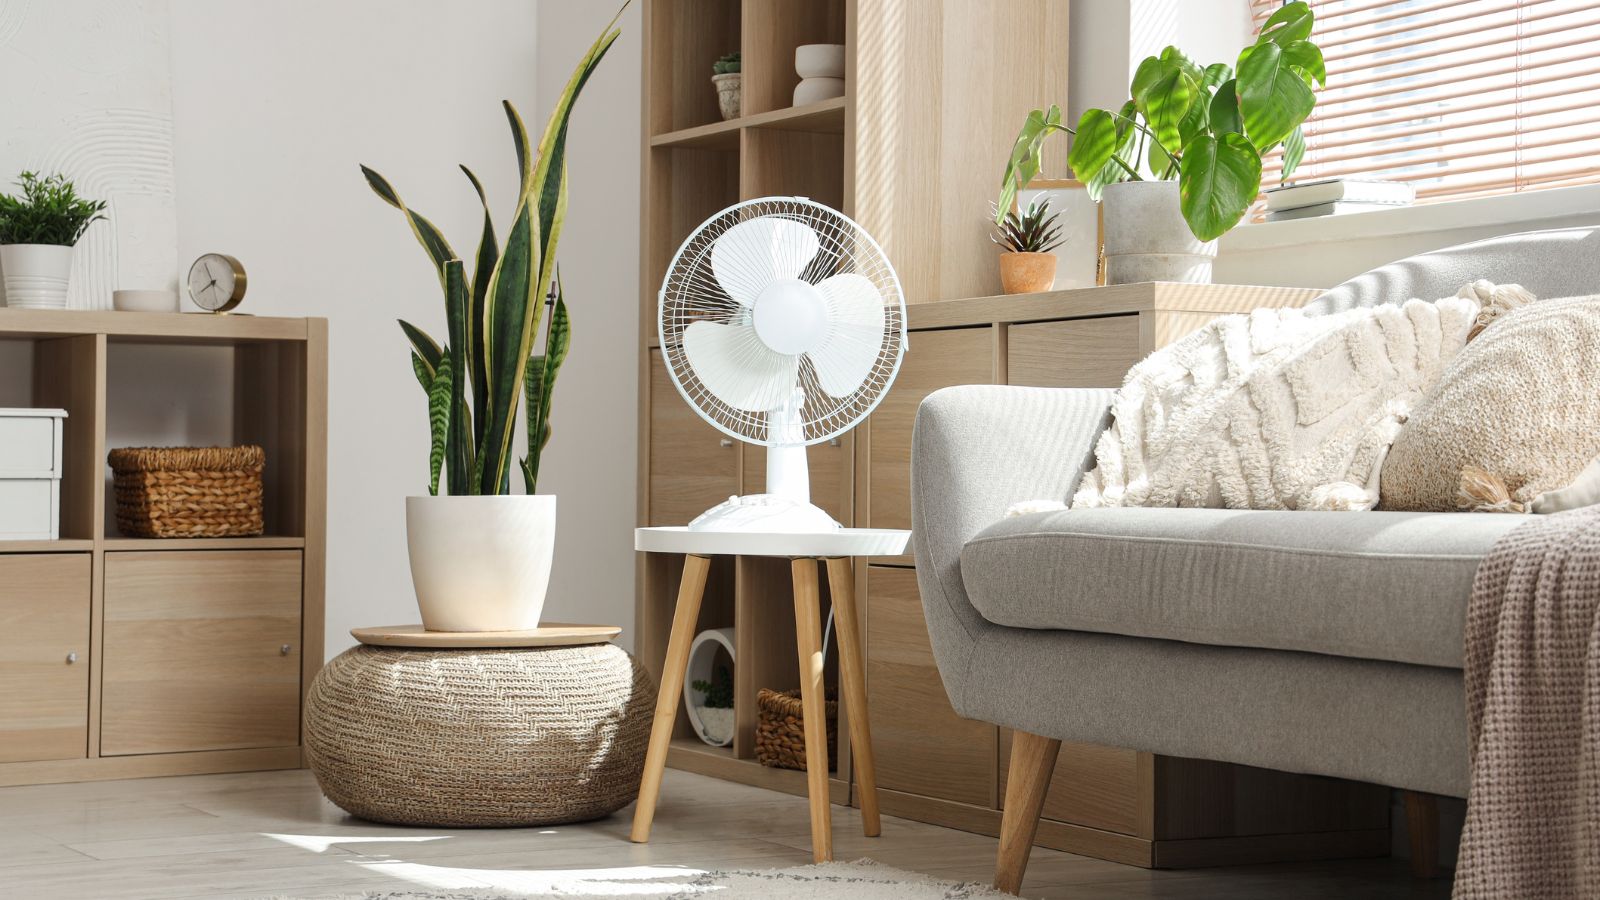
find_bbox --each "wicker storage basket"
[108,445,265,538]
[755,687,837,771]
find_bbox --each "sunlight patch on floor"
[263,833,452,853]
[352,861,725,896]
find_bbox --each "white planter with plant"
[684,627,735,747]
[366,10,624,633]
[712,52,741,120]
[0,172,106,309]
[999,2,1324,284]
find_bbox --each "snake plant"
[365,6,622,496]
[998,2,1323,242]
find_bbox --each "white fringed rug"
[292,859,1010,899]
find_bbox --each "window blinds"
[1249,0,1600,201]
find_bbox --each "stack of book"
[1264,179,1416,221]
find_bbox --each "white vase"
[406,494,557,632]
[1100,180,1217,284]
[793,76,845,106]
[795,43,845,79]
[0,244,74,309]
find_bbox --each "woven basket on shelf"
[108,445,265,538]
[755,687,837,771]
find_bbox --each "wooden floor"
[0,768,1451,899]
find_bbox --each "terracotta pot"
[999,252,1057,294]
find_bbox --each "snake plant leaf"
[1259,1,1314,46]
[1179,132,1262,242]
[1209,79,1243,136]
[443,259,474,495]
[521,355,546,495]
[540,288,570,450]
[504,101,533,195]
[1237,40,1315,152]
[426,354,452,497]
[360,165,457,288]
[1281,39,1326,88]
[410,352,432,392]
[1281,125,1306,180]
[460,165,496,444]
[1138,66,1200,156]
[399,320,442,376]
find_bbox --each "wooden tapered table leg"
[630,553,711,844]
[790,557,833,863]
[825,556,880,838]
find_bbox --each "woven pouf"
[304,643,656,827]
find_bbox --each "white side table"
[630,526,911,863]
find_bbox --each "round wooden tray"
[350,623,620,649]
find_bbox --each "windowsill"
[1220,183,1600,253]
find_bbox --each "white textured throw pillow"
[1073,288,1485,511]
[1380,293,1600,513]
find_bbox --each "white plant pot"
[406,494,556,632]
[795,44,845,79]
[1100,180,1216,284]
[793,76,845,106]
[0,244,74,309]
[683,627,736,746]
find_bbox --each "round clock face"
[187,253,247,312]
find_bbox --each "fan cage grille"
[660,197,906,446]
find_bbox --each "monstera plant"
[363,6,623,633]
[998,2,1324,243]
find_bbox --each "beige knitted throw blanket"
[1457,504,1600,898]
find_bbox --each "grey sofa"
[909,227,1600,893]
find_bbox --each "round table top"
[635,526,911,558]
[351,623,621,649]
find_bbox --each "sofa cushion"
[960,508,1529,668]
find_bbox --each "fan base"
[687,494,842,533]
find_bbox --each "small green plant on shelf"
[363,8,624,497]
[692,665,733,709]
[0,172,107,246]
[712,51,741,75]
[997,1,1324,242]
[991,199,1065,254]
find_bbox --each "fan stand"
[687,393,842,533]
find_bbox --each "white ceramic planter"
[406,494,557,632]
[1100,180,1217,284]
[793,76,845,106]
[795,43,845,79]
[0,244,74,309]
[683,627,736,747]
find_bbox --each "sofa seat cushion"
[960,508,1528,668]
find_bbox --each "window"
[1251,0,1600,202]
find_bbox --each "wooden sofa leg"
[1404,790,1440,878]
[995,731,1061,895]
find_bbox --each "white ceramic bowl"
[795,43,845,79]
[793,76,846,107]
[113,289,180,313]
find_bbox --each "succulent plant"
[712,51,741,75]
[991,199,1065,254]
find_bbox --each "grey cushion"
[961,507,1529,669]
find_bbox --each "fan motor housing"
[752,279,830,355]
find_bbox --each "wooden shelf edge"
[0,309,315,342]
[101,536,307,552]
[668,738,850,805]
[650,96,847,149]
[0,539,94,554]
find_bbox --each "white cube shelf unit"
[0,308,327,787]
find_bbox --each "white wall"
[170,1,637,658]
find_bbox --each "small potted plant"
[0,172,106,310]
[997,2,1323,284]
[690,665,734,746]
[992,198,1064,294]
[712,51,741,120]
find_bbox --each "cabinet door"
[649,350,739,526]
[1007,316,1142,389]
[101,551,302,756]
[867,327,994,532]
[866,565,996,806]
[0,554,90,763]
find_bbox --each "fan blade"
[711,216,822,307]
[683,320,800,412]
[808,273,886,398]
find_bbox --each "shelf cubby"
[740,0,847,117]
[647,0,741,136]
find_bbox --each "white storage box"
[0,408,67,540]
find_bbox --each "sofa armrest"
[910,385,1114,707]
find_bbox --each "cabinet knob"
[65,652,77,664]
[719,438,734,448]
[829,437,841,447]
[280,644,293,656]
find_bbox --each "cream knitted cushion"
[1073,290,1481,511]
[1380,293,1600,513]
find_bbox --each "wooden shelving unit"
[0,309,326,787]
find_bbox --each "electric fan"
[660,196,907,532]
